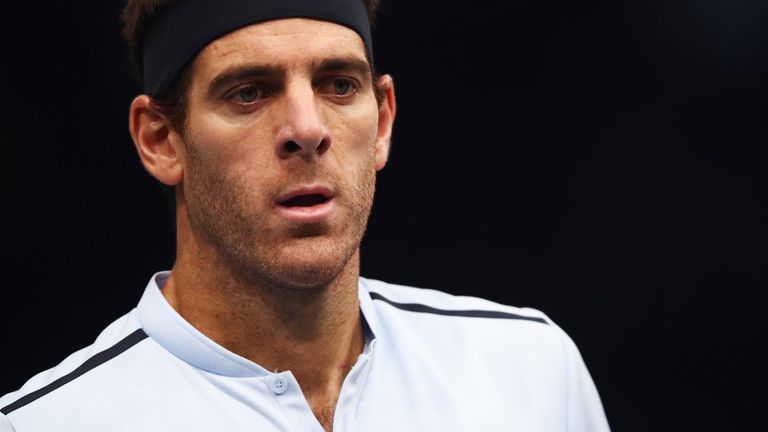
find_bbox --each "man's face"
[175,18,391,289]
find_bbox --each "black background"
[1,1,766,430]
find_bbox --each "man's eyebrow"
[312,56,372,81]
[205,57,372,98]
[206,64,285,98]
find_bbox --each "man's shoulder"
[360,277,610,431]
[0,311,148,423]
[359,277,566,352]
[361,276,552,326]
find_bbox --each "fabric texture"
[0,272,610,431]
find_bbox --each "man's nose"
[274,84,331,160]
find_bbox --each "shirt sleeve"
[556,324,611,432]
[0,413,16,432]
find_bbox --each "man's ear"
[374,74,396,171]
[128,95,184,186]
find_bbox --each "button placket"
[267,374,289,395]
[266,371,326,431]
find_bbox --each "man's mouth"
[279,193,330,207]
[274,185,336,222]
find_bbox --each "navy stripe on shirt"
[369,291,548,324]
[1,329,149,415]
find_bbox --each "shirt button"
[268,376,288,395]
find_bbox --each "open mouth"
[273,186,335,222]
[278,194,330,207]
[275,185,335,208]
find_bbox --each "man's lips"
[273,185,336,223]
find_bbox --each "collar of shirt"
[135,271,380,378]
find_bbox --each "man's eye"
[229,86,265,104]
[324,78,357,97]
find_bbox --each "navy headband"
[143,0,373,98]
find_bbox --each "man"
[0,0,610,430]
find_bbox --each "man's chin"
[258,258,350,291]
[243,240,359,291]
[214,223,364,291]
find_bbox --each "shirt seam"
[554,322,572,432]
[1,411,19,431]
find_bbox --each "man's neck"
[162,232,364,430]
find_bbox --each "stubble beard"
[182,143,376,292]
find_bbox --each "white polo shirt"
[1,272,610,431]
